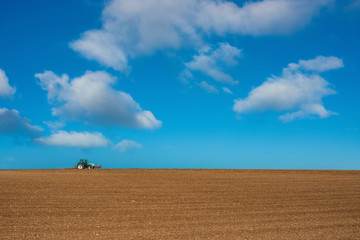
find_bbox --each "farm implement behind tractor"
[67,159,102,169]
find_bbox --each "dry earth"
[1,169,360,239]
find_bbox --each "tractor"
[76,159,101,169]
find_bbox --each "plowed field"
[1,169,360,239]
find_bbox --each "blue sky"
[0,0,359,169]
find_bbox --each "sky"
[0,0,359,169]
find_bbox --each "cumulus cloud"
[35,131,109,148]
[71,0,332,71]
[233,56,343,121]
[185,43,241,85]
[0,69,16,98]
[115,139,143,153]
[0,108,42,138]
[71,31,128,71]
[35,70,161,129]
[198,81,218,94]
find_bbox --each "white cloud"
[287,56,344,72]
[115,139,143,153]
[185,43,241,85]
[222,87,233,94]
[197,0,332,36]
[35,131,109,148]
[233,56,343,121]
[71,0,332,71]
[198,81,218,94]
[0,69,16,98]
[71,31,128,71]
[35,70,161,129]
[278,103,336,122]
[0,108,42,138]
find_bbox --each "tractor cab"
[77,159,90,169]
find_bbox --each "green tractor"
[76,159,101,169]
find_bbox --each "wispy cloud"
[185,43,242,85]
[222,87,233,94]
[178,69,193,85]
[287,56,344,72]
[198,81,218,94]
[43,121,65,132]
[115,140,143,153]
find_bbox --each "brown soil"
[1,169,360,239]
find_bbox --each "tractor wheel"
[87,166,92,169]
[77,163,84,169]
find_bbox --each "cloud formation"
[35,131,109,148]
[185,43,242,85]
[35,70,161,129]
[0,108,42,138]
[71,0,332,71]
[287,56,344,73]
[43,121,65,132]
[115,139,143,153]
[222,87,233,94]
[198,81,218,94]
[233,56,343,121]
[0,69,16,98]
